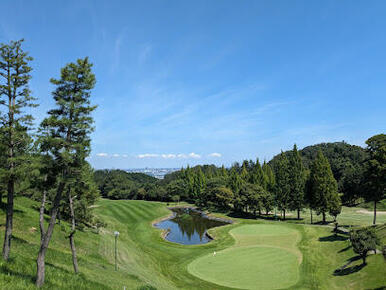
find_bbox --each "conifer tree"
[220,165,228,178]
[288,144,305,219]
[240,162,249,181]
[274,151,291,220]
[0,39,37,260]
[308,150,339,223]
[36,57,96,287]
[262,161,275,193]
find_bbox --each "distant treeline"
[94,136,385,225]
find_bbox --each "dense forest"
[96,139,385,226]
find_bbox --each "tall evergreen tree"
[362,134,386,225]
[35,57,96,287]
[262,161,275,193]
[274,151,291,220]
[308,150,339,223]
[288,144,305,219]
[0,39,37,260]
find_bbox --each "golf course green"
[188,224,301,289]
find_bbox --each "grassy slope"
[0,198,385,289]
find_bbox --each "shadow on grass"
[338,245,352,253]
[319,234,349,242]
[333,255,365,276]
[333,263,365,276]
[0,263,35,283]
[0,202,25,214]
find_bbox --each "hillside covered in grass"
[1,197,385,289]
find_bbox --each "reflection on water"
[155,207,229,245]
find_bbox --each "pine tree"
[308,150,339,223]
[220,165,228,178]
[262,161,275,193]
[0,39,37,260]
[288,144,305,219]
[36,57,96,287]
[240,161,249,181]
[274,151,291,220]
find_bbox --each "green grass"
[273,206,386,227]
[0,197,385,289]
[188,224,301,289]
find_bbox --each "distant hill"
[93,169,157,199]
[269,141,368,203]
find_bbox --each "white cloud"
[208,152,222,158]
[96,153,109,157]
[137,153,159,159]
[161,154,176,159]
[112,154,120,157]
[188,152,201,159]
[136,152,202,159]
[122,154,128,158]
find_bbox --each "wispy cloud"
[96,153,109,157]
[138,43,152,65]
[208,152,222,158]
[136,152,201,159]
[188,152,201,159]
[137,153,159,158]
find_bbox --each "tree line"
[0,40,99,287]
[111,139,384,227]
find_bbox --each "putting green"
[188,223,301,289]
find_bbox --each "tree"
[362,134,386,225]
[0,39,37,260]
[308,150,339,223]
[36,57,96,287]
[350,227,380,264]
[274,151,291,220]
[288,144,306,219]
[328,193,342,222]
[210,186,233,210]
[262,161,275,193]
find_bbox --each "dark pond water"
[155,207,229,245]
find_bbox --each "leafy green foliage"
[308,150,340,223]
[350,227,380,264]
[269,142,368,205]
[94,169,158,200]
[362,134,386,224]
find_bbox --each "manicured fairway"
[188,224,301,289]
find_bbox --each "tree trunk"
[297,209,300,220]
[373,200,377,225]
[322,212,326,224]
[310,209,313,224]
[362,253,367,265]
[67,189,79,273]
[283,209,286,220]
[2,178,14,260]
[36,181,65,287]
[36,245,47,287]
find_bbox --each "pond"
[154,207,230,245]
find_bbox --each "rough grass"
[0,197,385,289]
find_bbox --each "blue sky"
[1,0,385,169]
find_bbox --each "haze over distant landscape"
[1,0,385,169]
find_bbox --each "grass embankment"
[0,197,385,289]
